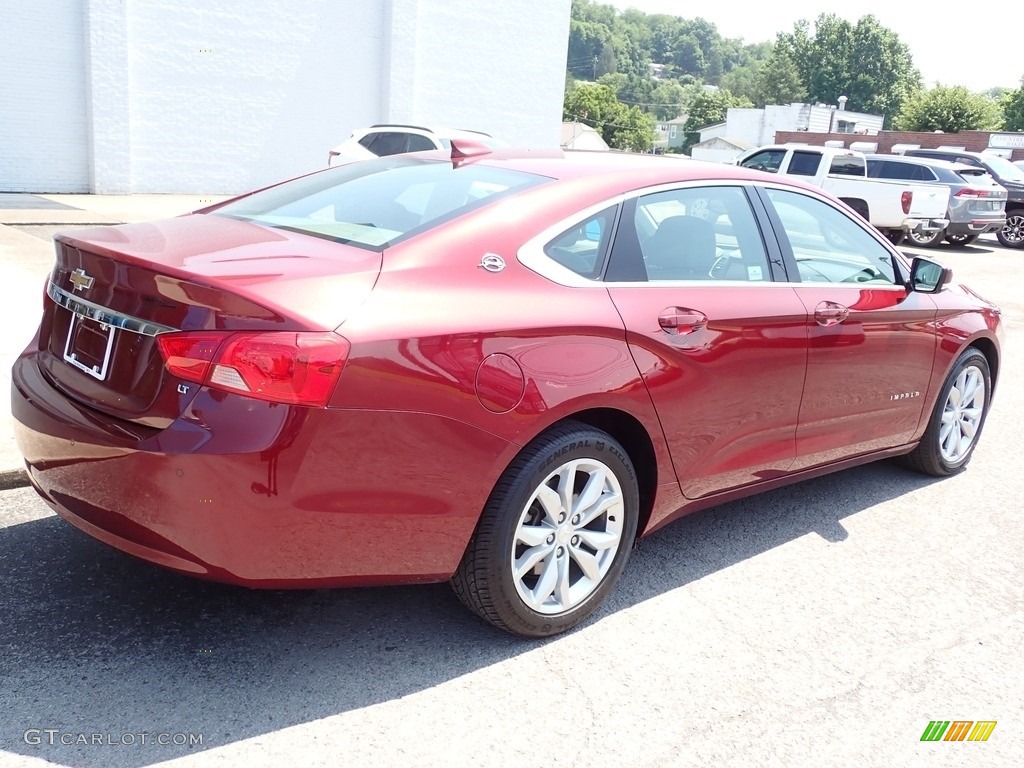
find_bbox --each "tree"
[563,83,655,151]
[754,41,806,106]
[681,88,752,153]
[720,64,762,106]
[779,14,920,123]
[894,85,1003,132]
[1002,79,1024,132]
[607,106,656,151]
[650,80,689,120]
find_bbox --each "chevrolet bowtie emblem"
[70,268,94,292]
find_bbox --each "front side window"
[765,188,897,285]
[213,157,548,251]
[634,186,771,282]
[739,150,786,174]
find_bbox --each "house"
[0,0,572,194]
[662,116,691,151]
[691,136,755,164]
[561,122,610,151]
[684,100,885,163]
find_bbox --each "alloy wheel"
[999,214,1024,247]
[939,366,986,463]
[511,458,625,615]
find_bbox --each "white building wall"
[389,0,570,147]
[126,0,387,194]
[2,0,570,194]
[0,0,89,192]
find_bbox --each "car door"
[756,185,938,470]
[604,184,809,499]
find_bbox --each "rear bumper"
[906,218,949,234]
[945,216,1006,237]
[12,350,511,587]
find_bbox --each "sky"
[606,1,1023,92]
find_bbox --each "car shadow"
[0,460,939,767]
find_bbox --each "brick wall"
[774,130,1024,162]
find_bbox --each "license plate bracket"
[63,312,116,380]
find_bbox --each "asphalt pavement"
[0,225,1021,767]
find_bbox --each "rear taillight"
[955,188,990,198]
[901,190,913,214]
[157,331,349,407]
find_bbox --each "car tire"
[451,421,639,637]
[996,211,1024,248]
[907,228,945,248]
[901,348,991,477]
[884,230,905,247]
[944,233,979,246]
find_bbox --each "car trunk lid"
[39,214,381,427]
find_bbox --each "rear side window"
[788,151,822,176]
[828,154,865,176]
[213,157,549,251]
[543,206,617,279]
[634,186,772,282]
[358,133,381,150]
[371,132,409,157]
[406,134,436,152]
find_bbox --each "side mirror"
[909,256,952,293]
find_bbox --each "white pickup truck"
[735,145,950,244]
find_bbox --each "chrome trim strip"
[47,281,177,337]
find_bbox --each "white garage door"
[0,0,89,192]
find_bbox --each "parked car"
[328,124,505,166]
[866,154,1007,246]
[903,148,1024,248]
[13,147,1003,638]
[736,145,949,245]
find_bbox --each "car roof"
[865,154,982,172]
[454,148,815,189]
[905,148,986,160]
[365,124,494,139]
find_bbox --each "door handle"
[658,308,708,335]
[813,301,850,326]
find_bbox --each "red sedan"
[12,146,1003,637]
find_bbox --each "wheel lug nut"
[556,547,564,557]
[558,513,566,523]
[571,515,580,525]
[571,535,579,546]
[546,534,555,544]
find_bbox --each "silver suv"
[866,155,1007,247]
[903,149,1024,248]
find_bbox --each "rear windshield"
[980,155,1024,182]
[213,156,548,250]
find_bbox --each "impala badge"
[479,254,506,273]
[70,268,94,292]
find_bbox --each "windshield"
[213,156,548,250]
[982,155,1024,182]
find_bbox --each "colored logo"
[920,721,997,742]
